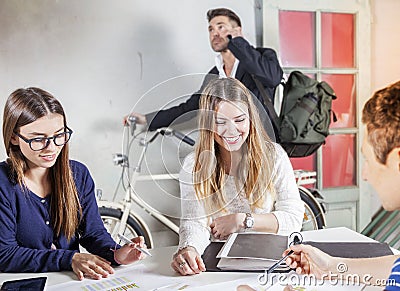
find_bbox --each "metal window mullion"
[315,10,323,190]
[315,10,322,77]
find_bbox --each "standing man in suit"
[125,8,283,132]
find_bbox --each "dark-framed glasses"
[14,127,73,151]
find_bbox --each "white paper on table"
[46,264,197,291]
[188,274,366,291]
[217,257,285,271]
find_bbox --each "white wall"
[371,0,400,92]
[368,0,400,215]
[0,0,258,245]
[0,0,399,244]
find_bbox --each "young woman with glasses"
[0,87,147,280]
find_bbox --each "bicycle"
[97,118,326,248]
[294,170,326,231]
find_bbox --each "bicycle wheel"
[99,207,153,248]
[299,188,325,230]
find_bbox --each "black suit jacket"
[145,37,283,132]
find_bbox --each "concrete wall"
[368,0,400,214]
[0,0,399,246]
[0,0,258,246]
[371,0,400,92]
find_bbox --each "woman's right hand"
[171,246,206,276]
[71,253,115,280]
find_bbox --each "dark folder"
[202,240,393,272]
[305,241,393,258]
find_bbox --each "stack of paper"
[216,232,290,271]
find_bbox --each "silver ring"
[179,261,186,268]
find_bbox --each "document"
[188,274,365,291]
[216,232,290,271]
[47,264,196,291]
[189,278,365,291]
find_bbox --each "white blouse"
[178,143,304,255]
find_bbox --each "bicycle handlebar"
[126,117,195,146]
[172,130,195,146]
[158,128,195,146]
[128,116,137,136]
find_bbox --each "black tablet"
[1,276,47,291]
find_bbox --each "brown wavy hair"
[3,87,81,240]
[207,8,242,27]
[362,80,400,164]
[193,78,276,215]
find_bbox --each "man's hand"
[210,213,246,240]
[228,26,243,38]
[236,285,256,291]
[171,246,206,276]
[284,244,335,278]
[123,112,147,126]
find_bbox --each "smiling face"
[213,100,250,153]
[361,129,400,211]
[208,15,235,52]
[12,113,66,171]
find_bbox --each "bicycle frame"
[98,122,326,248]
[295,170,327,228]
[97,127,181,246]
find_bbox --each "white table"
[0,227,397,290]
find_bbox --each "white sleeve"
[177,153,211,255]
[271,144,304,235]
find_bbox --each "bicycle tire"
[299,188,325,230]
[99,207,153,248]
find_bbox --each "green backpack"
[252,71,337,157]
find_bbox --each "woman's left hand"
[210,213,245,240]
[114,236,147,265]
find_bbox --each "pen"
[266,250,294,274]
[117,233,152,257]
[267,234,302,274]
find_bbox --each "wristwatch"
[244,213,254,229]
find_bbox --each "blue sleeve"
[385,258,400,290]
[0,188,77,272]
[228,36,283,87]
[73,162,121,264]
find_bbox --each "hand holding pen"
[266,232,302,274]
[258,232,303,284]
[283,242,334,276]
[118,233,152,257]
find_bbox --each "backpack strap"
[250,74,280,133]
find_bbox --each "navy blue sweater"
[386,257,400,290]
[0,160,118,272]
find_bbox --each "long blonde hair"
[3,87,81,240]
[193,78,276,214]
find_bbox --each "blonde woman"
[171,78,304,276]
[0,88,147,280]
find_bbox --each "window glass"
[321,13,355,68]
[322,74,356,128]
[279,11,315,67]
[322,134,356,187]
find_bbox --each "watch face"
[245,216,254,228]
[246,220,252,228]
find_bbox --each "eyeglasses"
[14,127,73,151]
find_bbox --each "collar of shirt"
[215,54,239,78]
